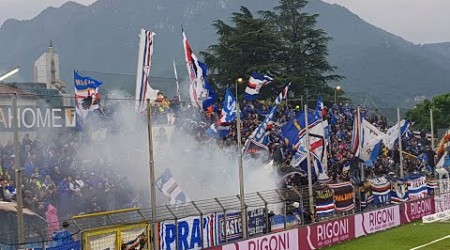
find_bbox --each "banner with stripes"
[135,29,159,112]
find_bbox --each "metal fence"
[1,180,419,250]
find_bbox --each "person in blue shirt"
[52,221,73,246]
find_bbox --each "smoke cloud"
[76,89,279,207]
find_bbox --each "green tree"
[202,0,343,103]
[260,0,343,103]
[200,6,282,94]
[406,93,450,132]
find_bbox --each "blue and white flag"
[243,71,273,101]
[406,174,428,200]
[243,84,289,154]
[199,61,217,110]
[274,83,290,105]
[290,120,326,168]
[74,71,103,124]
[359,118,385,163]
[135,29,159,112]
[390,179,408,203]
[314,95,326,120]
[281,110,319,149]
[183,28,209,108]
[207,87,236,138]
[383,119,410,149]
[156,168,190,205]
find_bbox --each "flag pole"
[397,108,404,178]
[173,59,182,105]
[430,108,435,150]
[304,104,315,223]
[146,99,158,250]
[357,106,364,180]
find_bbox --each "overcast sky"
[322,0,450,44]
[0,0,449,44]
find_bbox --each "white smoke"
[78,89,280,207]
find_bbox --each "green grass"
[326,222,450,250]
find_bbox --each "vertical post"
[320,118,328,179]
[235,79,247,239]
[430,108,435,150]
[397,108,404,178]
[191,201,204,248]
[304,104,315,223]
[173,59,181,104]
[357,106,364,180]
[283,200,287,229]
[146,100,158,250]
[13,94,25,246]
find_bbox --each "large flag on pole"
[74,70,103,129]
[243,71,273,101]
[135,29,159,112]
[281,109,320,150]
[314,95,326,120]
[206,88,236,138]
[350,116,360,154]
[182,28,208,108]
[290,120,326,168]
[243,84,290,156]
[383,119,410,149]
[359,118,385,163]
[198,61,217,110]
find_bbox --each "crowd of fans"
[0,133,139,220]
[0,95,439,228]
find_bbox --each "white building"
[32,42,71,106]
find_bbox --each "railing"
[1,179,449,250]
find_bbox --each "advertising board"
[299,216,355,250]
[435,193,450,213]
[221,229,299,250]
[355,205,400,237]
[401,197,435,223]
[159,215,216,250]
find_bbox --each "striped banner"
[135,29,159,112]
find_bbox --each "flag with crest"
[182,28,209,108]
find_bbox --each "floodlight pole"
[12,94,25,246]
[235,78,248,239]
[304,104,315,223]
[146,99,158,250]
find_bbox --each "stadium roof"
[6,82,64,106]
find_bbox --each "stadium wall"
[208,196,438,250]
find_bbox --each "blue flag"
[199,61,217,110]
[74,71,103,91]
[207,87,236,138]
[281,110,318,149]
